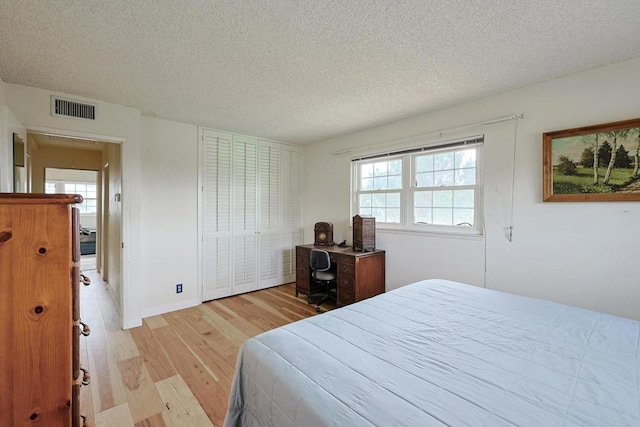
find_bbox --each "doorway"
[45,168,99,270]
[28,132,123,309]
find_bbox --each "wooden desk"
[295,244,385,307]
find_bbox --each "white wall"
[4,57,639,323]
[4,83,143,328]
[140,117,199,317]
[33,146,102,191]
[0,78,8,192]
[0,99,27,193]
[304,57,640,320]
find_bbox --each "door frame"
[101,161,110,281]
[25,125,128,327]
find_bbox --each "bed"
[224,279,639,426]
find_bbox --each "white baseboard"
[140,298,200,319]
[123,318,143,330]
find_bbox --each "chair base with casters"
[308,271,337,312]
[309,249,337,313]
[314,285,337,312]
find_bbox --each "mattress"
[224,279,640,426]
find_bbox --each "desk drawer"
[337,275,354,292]
[296,257,308,271]
[296,265,309,279]
[338,262,356,276]
[332,253,355,266]
[296,266,309,285]
[338,289,355,306]
[296,249,309,266]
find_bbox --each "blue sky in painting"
[552,133,637,165]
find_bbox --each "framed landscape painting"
[543,118,640,202]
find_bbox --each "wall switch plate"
[176,284,183,293]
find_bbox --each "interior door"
[258,140,282,289]
[231,135,258,295]
[202,130,233,300]
[280,145,302,283]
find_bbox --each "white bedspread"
[224,279,640,426]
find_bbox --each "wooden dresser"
[296,244,385,307]
[0,194,90,427]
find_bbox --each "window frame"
[351,137,484,236]
[352,155,405,225]
[46,181,98,214]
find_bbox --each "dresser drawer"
[73,323,80,375]
[72,266,81,321]
[72,383,81,427]
[72,208,81,262]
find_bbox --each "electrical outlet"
[176,283,183,293]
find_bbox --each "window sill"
[347,225,485,241]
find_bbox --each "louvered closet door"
[202,130,233,301]
[258,140,282,289]
[231,135,259,295]
[280,145,302,283]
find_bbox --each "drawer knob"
[80,273,91,286]
[79,321,91,336]
[80,367,91,386]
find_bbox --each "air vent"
[51,96,96,121]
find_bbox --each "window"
[357,158,402,223]
[352,136,483,234]
[46,181,97,214]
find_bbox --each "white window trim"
[351,136,484,237]
[46,180,98,214]
[351,154,404,225]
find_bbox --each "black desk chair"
[309,249,337,313]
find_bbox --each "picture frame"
[543,118,640,202]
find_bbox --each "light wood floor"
[80,270,325,426]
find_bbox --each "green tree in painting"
[580,147,594,167]
[614,144,631,168]
[581,133,600,184]
[598,140,612,167]
[603,129,630,184]
[633,128,640,178]
[557,155,577,175]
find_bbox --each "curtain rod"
[332,113,524,156]
[351,136,484,162]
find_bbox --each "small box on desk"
[353,215,375,252]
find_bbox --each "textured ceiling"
[1,1,640,144]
